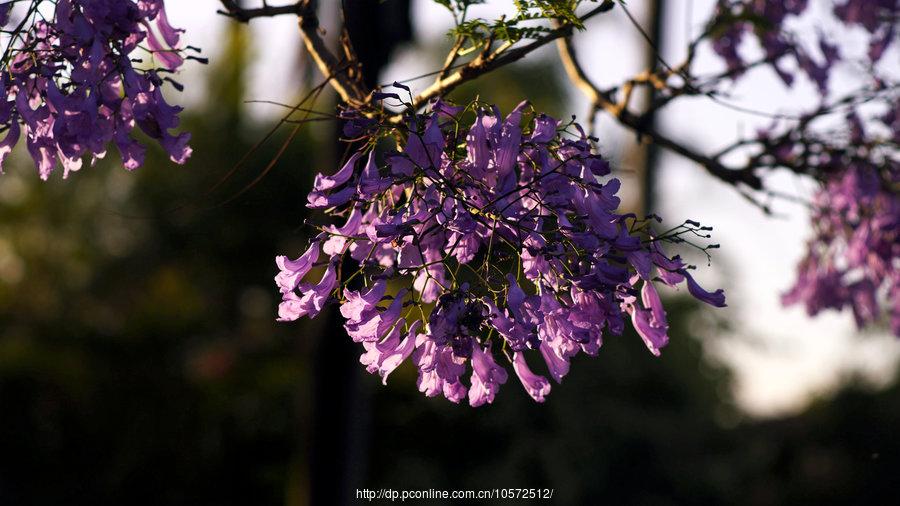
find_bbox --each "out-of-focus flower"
[709,0,896,93]
[784,160,899,336]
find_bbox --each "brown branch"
[407,0,617,111]
[217,1,618,115]
[437,36,465,82]
[555,33,763,190]
[218,0,367,106]
[216,0,751,192]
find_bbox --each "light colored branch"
[299,19,367,106]
[437,36,465,82]
[218,0,367,106]
[217,1,617,113]
[555,34,763,190]
[407,1,616,111]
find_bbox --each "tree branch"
[407,1,616,111]
[555,33,762,190]
[217,1,618,114]
[217,0,306,21]
[218,0,368,106]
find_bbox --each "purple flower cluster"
[0,0,197,179]
[707,2,899,336]
[276,98,726,406]
[709,0,897,91]
[834,0,898,62]
[783,110,900,336]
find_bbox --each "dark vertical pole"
[639,0,664,217]
[308,2,411,505]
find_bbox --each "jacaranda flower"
[0,0,199,179]
[276,97,727,405]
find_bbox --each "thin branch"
[555,33,762,190]
[217,1,616,115]
[407,1,616,111]
[217,0,306,21]
[218,0,367,105]
[437,36,465,82]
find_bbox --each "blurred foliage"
[0,21,319,505]
[0,11,897,506]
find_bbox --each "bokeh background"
[0,1,898,504]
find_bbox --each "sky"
[170,0,900,417]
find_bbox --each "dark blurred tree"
[308,2,412,505]
[0,16,319,506]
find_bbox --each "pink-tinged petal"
[465,111,490,173]
[144,26,183,71]
[0,120,20,173]
[512,352,551,402]
[468,373,492,407]
[340,277,387,322]
[376,321,422,384]
[539,341,570,383]
[358,150,391,197]
[307,186,355,209]
[344,289,407,343]
[277,262,337,322]
[274,242,320,293]
[629,305,668,356]
[413,265,445,303]
[493,101,526,176]
[161,132,192,164]
[155,4,184,47]
[406,116,444,169]
[530,113,558,143]
[641,281,667,327]
[443,381,468,403]
[323,207,363,256]
[359,323,403,375]
[468,343,508,407]
[312,151,362,192]
[683,271,727,307]
[277,292,304,322]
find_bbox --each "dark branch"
[555,32,762,190]
[217,0,368,105]
[217,1,307,22]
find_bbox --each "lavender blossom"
[0,0,199,179]
[705,2,898,337]
[784,160,899,336]
[275,98,727,406]
[709,0,896,95]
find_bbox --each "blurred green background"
[0,5,898,506]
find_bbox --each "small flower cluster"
[276,97,726,406]
[709,0,896,91]
[834,0,898,62]
[783,108,900,336]
[707,1,899,336]
[0,0,199,179]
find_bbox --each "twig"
[555,32,762,190]
[217,0,367,105]
[217,0,305,20]
[407,1,616,111]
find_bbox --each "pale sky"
[170,0,900,417]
